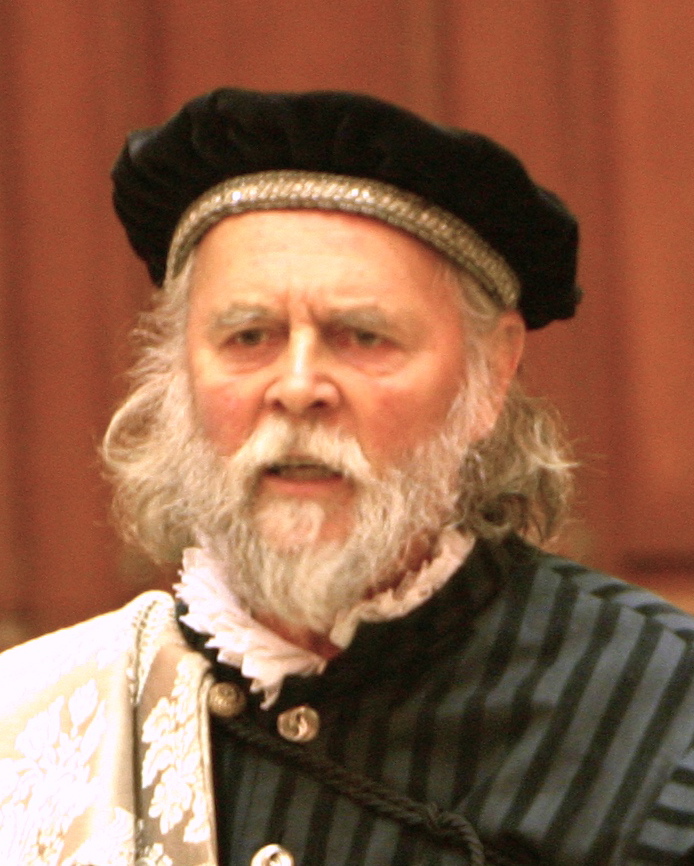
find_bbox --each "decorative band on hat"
[165,170,521,309]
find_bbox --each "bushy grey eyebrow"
[211,304,272,331]
[209,303,410,336]
[325,307,393,331]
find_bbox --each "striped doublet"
[203,537,694,866]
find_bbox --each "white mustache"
[224,417,375,487]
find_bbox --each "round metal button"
[250,843,294,866]
[207,681,247,719]
[276,704,320,742]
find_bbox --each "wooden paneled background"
[1,0,693,646]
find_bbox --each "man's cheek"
[192,385,251,455]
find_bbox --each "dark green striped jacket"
[201,536,694,866]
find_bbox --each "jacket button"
[250,843,294,866]
[207,681,247,718]
[276,704,320,742]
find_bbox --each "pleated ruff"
[203,537,694,866]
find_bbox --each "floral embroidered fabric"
[0,591,216,866]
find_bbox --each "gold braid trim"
[165,170,520,309]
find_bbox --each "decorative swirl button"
[276,704,320,742]
[207,681,247,719]
[250,843,294,866]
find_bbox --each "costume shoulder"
[490,535,694,646]
[487,538,694,863]
[0,590,178,720]
[536,545,694,639]
[0,590,216,866]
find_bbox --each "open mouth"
[265,457,342,482]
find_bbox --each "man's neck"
[255,611,342,660]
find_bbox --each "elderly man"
[2,89,694,866]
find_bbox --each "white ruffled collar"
[175,530,473,708]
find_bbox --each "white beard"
[179,383,484,635]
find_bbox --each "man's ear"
[472,310,526,441]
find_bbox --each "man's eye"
[352,329,383,348]
[230,328,267,347]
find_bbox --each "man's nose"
[264,330,339,415]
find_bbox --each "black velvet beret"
[112,88,580,329]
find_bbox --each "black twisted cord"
[215,713,535,866]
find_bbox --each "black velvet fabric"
[112,88,580,329]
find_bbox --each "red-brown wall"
[1,0,693,644]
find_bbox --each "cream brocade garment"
[0,591,217,866]
[0,533,471,865]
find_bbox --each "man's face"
[185,210,474,545]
